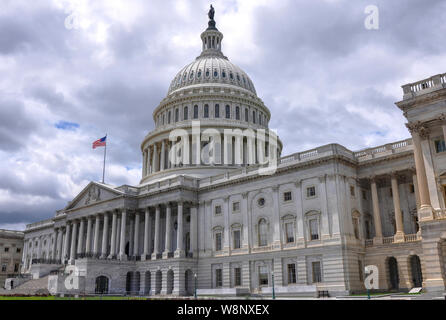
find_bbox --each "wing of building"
[17,8,446,297]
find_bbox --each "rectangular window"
[409,184,415,193]
[287,264,297,284]
[310,219,319,240]
[232,201,240,212]
[234,267,242,286]
[312,261,322,283]
[259,266,269,286]
[362,190,367,200]
[233,230,241,249]
[215,205,222,215]
[16,248,21,253]
[4,247,9,252]
[215,269,223,287]
[14,264,19,272]
[215,233,222,251]
[283,191,292,202]
[1,264,6,272]
[193,105,198,119]
[306,186,316,198]
[285,222,294,243]
[435,140,446,153]
[350,186,355,197]
[225,105,231,119]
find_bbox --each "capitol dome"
[140,7,282,184]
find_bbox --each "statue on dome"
[208,5,215,21]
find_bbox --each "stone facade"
[19,11,446,297]
[0,229,24,286]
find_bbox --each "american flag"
[92,136,107,149]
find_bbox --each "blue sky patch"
[55,121,80,131]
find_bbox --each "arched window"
[258,219,268,247]
[183,106,188,120]
[213,69,218,78]
[215,104,220,118]
[225,105,230,119]
[204,104,209,118]
[245,109,249,122]
[168,111,171,124]
[194,105,199,119]
[235,106,240,120]
[252,110,256,124]
[197,69,202,78]
[175,108,179,122]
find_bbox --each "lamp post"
[194,273,197,299]
[272,270,275,300]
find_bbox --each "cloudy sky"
[1,0,445,230]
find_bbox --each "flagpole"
[102,134,107,184]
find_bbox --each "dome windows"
[189,71,194,80]
[235,106,240,120]
[183,73,187,81]
[205,69,210,78]
[229,72,234,80]
[193,105,199,119]
[245,108,249,122]
[215,104,220,118]
[184,106,188,120]
[213,69,218,78]
[222,70,226,78]
[236,73,241,82]
[204,104,209,118]
[175,108,179,122]
[225,105,231,119]
[197,69,202,78]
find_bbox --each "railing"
[365,239,374,247]
[404,234,419,242]
[167,252,174,258]
[382,236,395,244]
[401,72,446,99]
[186,252,193,258]
[353,138,413,160]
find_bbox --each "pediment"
[64,182,124,211]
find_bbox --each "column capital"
[242,192,248,199]
[294,179,301,187]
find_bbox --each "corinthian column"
[133,211,140,256]
[101,212,109,258]
[77,219,85,256]
[160,140,166,171]
[142,207,151,260]
[109,211,117,258]
[69,221,78,264]
[119,209,127,260]
[370,176,383,243]
[93,214,101,255]
[152,205,161,260]
[407,125,434,220]
[85,217,92,255]
[175,202,184,258]
[163,203,172,258]
[391,173,405,243]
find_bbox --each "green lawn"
[0,295,147,300]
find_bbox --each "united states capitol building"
[16,9,446,297]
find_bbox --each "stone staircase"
[0,275,50,296]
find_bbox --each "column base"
[162,251,172,259]
[141,253,149,261]
[394,232,405,243]
[118,254,127,261]
[174,250,185,258]
[419,205,435,221]
[151,253,160,260]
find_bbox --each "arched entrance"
[155,270,162,294]
[144,271,151,295]
[166,270,174,294]
[409,255,423,288]
[185,269,194,296]
[95,276,109,294]
[125,272,132,294]
[388,257,399,290]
